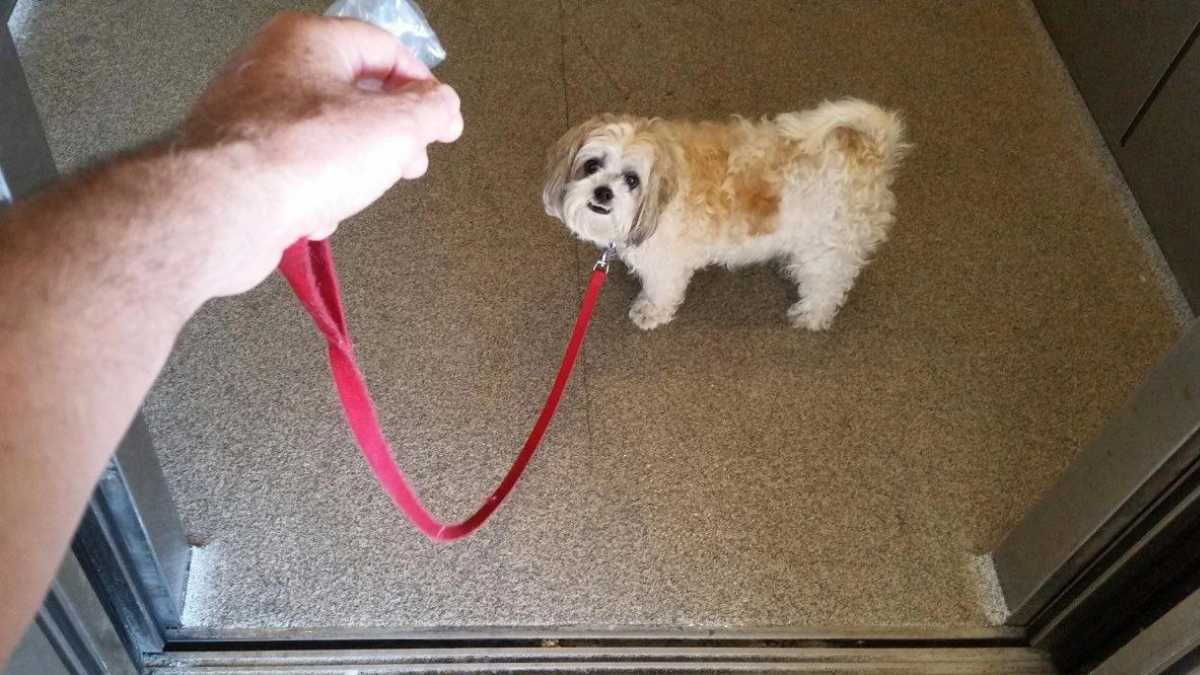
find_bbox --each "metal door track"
[146,627,1054,674]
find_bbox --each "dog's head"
[543,115,676,248]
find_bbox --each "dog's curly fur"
[543,99,909,331]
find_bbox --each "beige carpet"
[13,0,1184,629]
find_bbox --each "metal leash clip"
[594,245,617,272]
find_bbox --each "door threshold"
[164,624,1026,645]
[150,626,1053,674]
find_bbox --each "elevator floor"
[13,0,1184,630]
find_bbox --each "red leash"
[278,239,611,541]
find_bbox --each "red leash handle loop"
[278,239,606,541]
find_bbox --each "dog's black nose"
[593,186,614,204]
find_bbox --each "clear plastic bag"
[325,0,446,68]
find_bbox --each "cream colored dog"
[543,99,908,331]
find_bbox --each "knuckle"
[266,11,321,38]
[266,11,304,29]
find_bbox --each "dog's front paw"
[629,297,676,330]
[787,300,837,331]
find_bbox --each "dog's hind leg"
[784,244,866,331]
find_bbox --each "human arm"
[0,12,461,664]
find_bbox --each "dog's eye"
[623,172,640,190]
[582,158,602,175]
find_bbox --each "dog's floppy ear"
[543,118,602,218]
[629,135,677,246]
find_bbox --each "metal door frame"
[1090,585,1200,675]
[5,553,138,675]
[992,323,1200,621]
[991,319,1200,672]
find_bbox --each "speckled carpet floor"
[13,0,1185,629]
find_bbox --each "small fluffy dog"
[543,99,908,331]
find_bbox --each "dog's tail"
[776,98,910,170]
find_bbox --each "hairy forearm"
[0,12,461,664]
[0,143,251,661]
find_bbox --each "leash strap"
[278,239,608,541]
